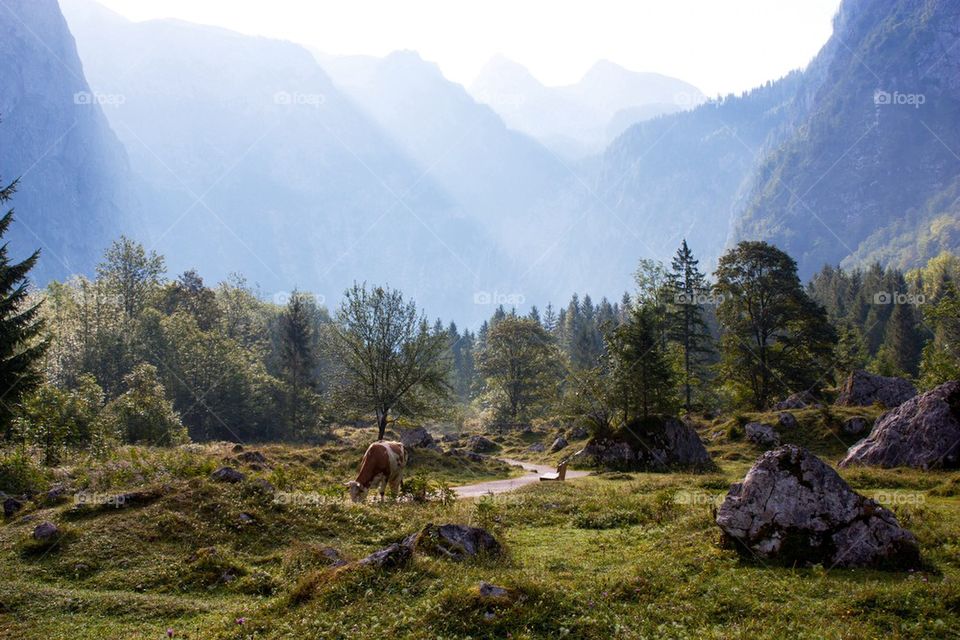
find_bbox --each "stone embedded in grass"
[3,497,23,518]
[478,581,509,599]
[407,523,502,561]
[357,543,412,569]
[567,426,589,440]
[466,435,497,453]
[33,521,59,540]
[526,442,546,453]
[716,444,920,569]
[777,412,798,429]
[236,451,268,466]
[840,381,960,469]
[842,416,871,436]
[399,426,438,450]
[745,422,779,448]
[835,370,917,408]
[774,390,821,410]
[210,467,246,483]
[550,436,568,453]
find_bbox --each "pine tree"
[607,303,675,420]
[876,301,923,377]
[665,240,713,411]
[0,178,49,438]
[279,290,316,437]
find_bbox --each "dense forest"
[4,167,959,466]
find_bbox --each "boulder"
[210,467,246,483]
[840,381,960,469]
[716,445,920,568]
[231,444,244,453]
[3,497,23,518]
[572,417,711,472]
[836,370,916,408]
[33,521,60,541]
[774,390,820,410]
[399,426,437,449]
[526,442,546,453]
[842,416,871,437]
[358,543,412,569]
[408,523,502,561]
[466,435,497,453]
[237,451,268,466]
[250,478,276,495]
[440,434,460,443]
[745,422,780,448]
[550,437,568,453]
[777,412,798,429]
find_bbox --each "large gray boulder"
[407,523,502,561]
[550,436,568,453]
[840,381,960,469]
[835,370,917,408]
[399,426,437,450]
[716,445,920,568]
[574,417,711,471]
[466,435,497,453]
[774,390,820,410]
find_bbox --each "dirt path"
[453,458,588,499]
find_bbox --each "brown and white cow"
[345,441,408,503]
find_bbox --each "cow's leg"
[388,473,402,499]
[379,475,387,503]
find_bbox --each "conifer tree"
[279,290,316,437]
[665,240,713,411]
[0,178,49,438]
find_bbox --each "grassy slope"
[1,414,959,639]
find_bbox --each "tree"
[874,300,923,377]
[606,304,675,420]
[477,316,563,426]
[665,240,713,411]
[714,241,836,409]
[0,178,48,438]
[107,363,187,445]
[278,291,317,437]
[96,236,165,322]
[919,281,960,388]
[329,284,451,440]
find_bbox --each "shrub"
[107,364,188,446]
[0,447,49,494]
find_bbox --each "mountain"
[470,56,706,158]
[0,0,136,282]
[60,0,515,323]
[732,0,960,277]
[314,50,569,255]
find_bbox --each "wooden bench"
[539,460,568,482]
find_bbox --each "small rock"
[745,422,780,448]
[250,478,276,494]
[478,581,509,598]
[231,444,244,453]
[33,521,59,541]
[357,543,412,569]
[399,426,438,449]
[3,497,23,518]
[466,435,497,453]
[842,416,871,436]
[550,436,568,453]
[441,434,460,443]
[237,451,268,465]
[774,390,821,410]
[777,412,798,429]
[567,426,589,440]
[238,513,256,525]
[526,442,546,453]
[210,467,246,483]
[409,523,502,561]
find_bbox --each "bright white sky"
[91,0,841,96]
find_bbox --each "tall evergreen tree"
[279,291,316,437]
[0,178,49,438]
[665,240,713,411]
[606,303,675,420]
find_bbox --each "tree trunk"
[377,411,388,441]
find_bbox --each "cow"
[345,441,408,503]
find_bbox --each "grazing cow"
[346,441,408,503]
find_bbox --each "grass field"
[1,413,959,639]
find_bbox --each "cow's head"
[345,480,368,503]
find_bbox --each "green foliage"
[0,181,48,438]
[0,447,49,494]
[107,364,188,446]
[606,303,676,420]
[715,241,836,409]
[919,281,960,389]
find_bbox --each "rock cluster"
[573,417,711,471]
[835,370,916,408]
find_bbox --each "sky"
[91,0,841,97]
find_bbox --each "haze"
[92,0,840,96]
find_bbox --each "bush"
[107,364,188,446]
[0,448,49,494]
